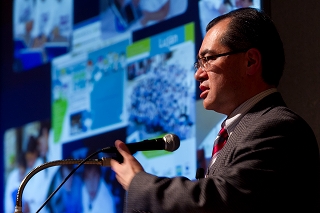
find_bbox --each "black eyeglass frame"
[194,49,250,71]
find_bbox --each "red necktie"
[212,127,229,157]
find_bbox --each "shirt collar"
[223,88,278,134]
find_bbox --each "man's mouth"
[199,84,209,98]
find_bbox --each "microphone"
[101,133,180,155]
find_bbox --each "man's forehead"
[199,19,231,56]
[206,18,230,41]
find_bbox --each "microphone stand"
[14,155,112,213]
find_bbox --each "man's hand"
[110,140,144,191]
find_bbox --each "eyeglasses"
[194,49,249,71]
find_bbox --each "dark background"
[271,0,320,149]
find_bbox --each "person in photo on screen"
[24,135,41,174]
[47,164,83,213]
[4,152,30,213]
[235,0,253,8]
[50,0,73,43]
[13,0,35,48]
[81,165,115,213]
[37,121,50,164]
[218,0,234,15]
[31,0,55,48]
[198,0,257,38]
[103,166,125,213]
[132,0,170,26]
[21,135,44,213]
[100,0,187,36]
[23,133,56,213]
[132,0,187,27]
[110,8,320,213]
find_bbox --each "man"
[111,8,320,213]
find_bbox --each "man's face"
[194,18,247,115]
[25,152,37,169]
[38,128,49,157]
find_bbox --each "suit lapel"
[208,92,286,175]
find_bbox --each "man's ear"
[246,48,261,75]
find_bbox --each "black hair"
[206,7,285,86]
[26,135,39,154]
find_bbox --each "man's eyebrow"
[197,49,216,59]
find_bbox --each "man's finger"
[115,140,132,157]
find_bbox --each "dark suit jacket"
[126,92,320,213]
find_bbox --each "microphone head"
[163,134,180,152]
